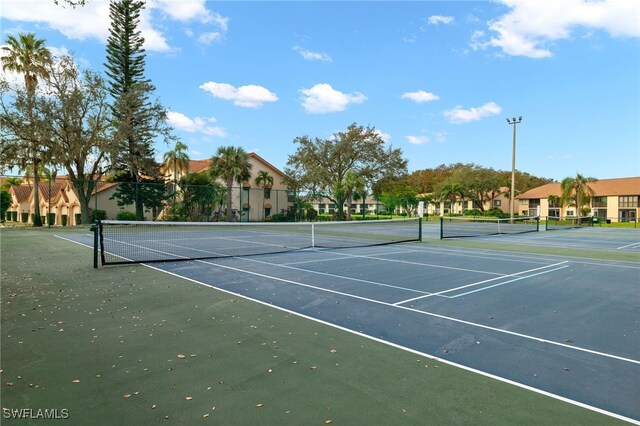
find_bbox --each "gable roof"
[517,177,640,199]
[11,185,31,202]
[185,153,286,177]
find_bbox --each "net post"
[439,216,444,240]
[91,220,99,269]
[536,215,540,232]
[311,223,315,248]
[418,216,423,242]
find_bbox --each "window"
[593,196,607,207]
[264,188,271,199]
[566,210,575,217]
[264,207,271,217]
[521,199,529,205]
[287,191,295,203]
[493,200,501,207]
[619,196,639,208]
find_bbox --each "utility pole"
[506,116,522,222]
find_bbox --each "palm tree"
[254,170,273,221]
[1,177,23,191]
[2,33,53,226]
[342,171,365,220]
[440,182,465,215]
[209,146,252,221]
[560,173,597,218]
[163,141,190,213]
[163,141,190,181]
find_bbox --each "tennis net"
[97,218,422,265]
[440,216,539,239]
[545,216,593,231]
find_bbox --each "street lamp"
[506,116,522,222]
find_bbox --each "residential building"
[516,177,640,222]
[162,152,291,222]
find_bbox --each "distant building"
[2,152,291,224]
[517,177,640,222]
[161,152,292,222]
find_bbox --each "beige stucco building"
[516,177,640,222]
[2,152,291,224]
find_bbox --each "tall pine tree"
[104,0,170,220]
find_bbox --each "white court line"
[196,257,640,367]
[448,265,569,298]
[617,241,640,250]
[392,262,568,305]
[239,255,433,296]
[309,250,506,276]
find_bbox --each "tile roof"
[518,177,640,199]
[12,185,31,202]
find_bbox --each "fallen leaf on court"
[123,393,131,398]
[256,403,263,407]
[310,365,317,370]
[330,349,337,353]
[325,420,333,424]
[72,379,80,383]
[177,354,186,359]
[186,396,193,400]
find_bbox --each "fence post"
[92,220,99,269]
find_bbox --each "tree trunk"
[226,177,233,221]
[32,156,42,227]
[134,180,144,220]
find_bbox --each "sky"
[1,0,639,182]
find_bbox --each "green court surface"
[0,227,630,425]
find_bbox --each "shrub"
[116,211,137,220]
[463,209,483,217]
[75,213,82,225]
[482,207,507,218]
[306,207,318,221]
[90,209,107,222]
[270,213,287,222]
[61,214,68,226]
[47,212,56,225]
[21,212,29,223]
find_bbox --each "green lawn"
[0,227,629,425]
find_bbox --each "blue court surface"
[62,229,640,423]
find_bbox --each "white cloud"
[476,0,640,58]
[167,111,227,137]
[401,90,440,103]
[428,15,455,25]
[198,32,223,45]
[299,83,366,114]
[0,0,229,52]
[406,135,430,145]
[199,82,278,108]
[443,102,502,124]
[292,46,332,62]
[374,130,392,143]
[152,0,212,23]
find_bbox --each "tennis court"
[60,222,640,423]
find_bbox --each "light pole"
[506,116,522,222]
